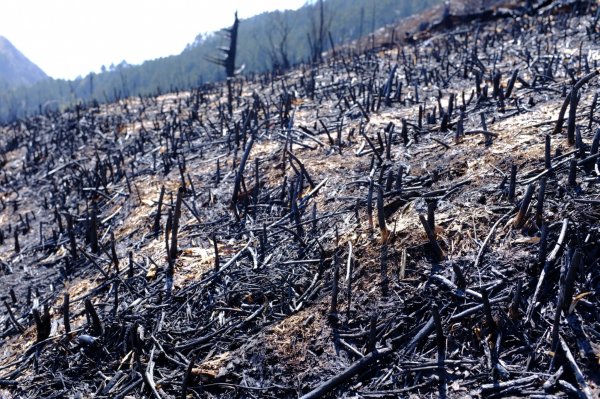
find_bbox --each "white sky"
[0,0,307,80]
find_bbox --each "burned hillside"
[0,0,599,398]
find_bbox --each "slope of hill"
[0,36,47,89]
[0,0,599,398]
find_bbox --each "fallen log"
[299,347,394,399]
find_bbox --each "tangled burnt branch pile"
[0,0,599,397]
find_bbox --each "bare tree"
[206,12,240,115]
[267,11,291,72]
[308,0,326,64]
[207,12,240,79]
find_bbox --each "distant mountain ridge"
[0,36,48,89]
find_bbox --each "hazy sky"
[0,0,306,80]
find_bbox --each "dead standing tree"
[267,11,291,73]
[207,12,240,115]
[307,0,331,64]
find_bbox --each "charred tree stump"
[33,305,51,343]
[63,293,71,337]
[513,183,535,229]
[508,164,517,202]
[169,187,184,262]
[419,214,444,261]
[84,299,104,336]
[153,185,165,238]
[328,252,339,324]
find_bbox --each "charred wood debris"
[0,0,599,398]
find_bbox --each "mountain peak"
[0,35,15,48]
[0,35,47,89]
